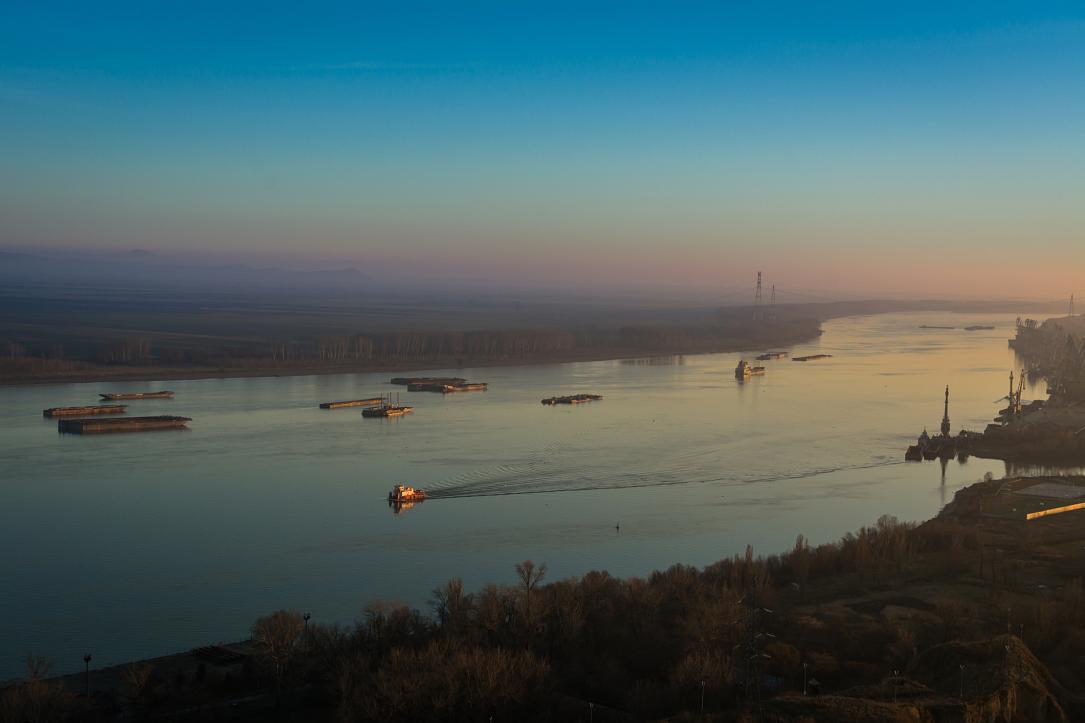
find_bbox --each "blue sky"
[2,2,1084,295]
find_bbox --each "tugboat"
[734,360,766,378]
[388,483,426,504]
[362,404,413,418]
[361,394,413,417]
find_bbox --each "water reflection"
[620,355,686,366]
[1004,461,1085,477]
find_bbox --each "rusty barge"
[43,404,127,418]
[58,415,191,434]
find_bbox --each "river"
[0,311,1076,678]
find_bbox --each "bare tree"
[252,609,306,706]
[516,560,548,632]
[123,662,156,714]
[0,656,73,723]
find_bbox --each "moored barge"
[99,391,174,400]
[319,397,385,409]
[58,415,191,434]
[408,381,488,393]
[390,377,466,386]
[43,404,127,418]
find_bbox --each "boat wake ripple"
[425,457,907,499]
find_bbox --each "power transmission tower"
[1070,294,1075,317]
[770,285,775,320]
[754,272,762,321]
[737,591,773,722]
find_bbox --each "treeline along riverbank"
[0,285,824,384]
[0,283,1063,385]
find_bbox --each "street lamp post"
[700,679,705,712]
[959,664,965,701]
[893,670,900,703]
[588,701,594,723]
[803,662,809,696]
[83,654,92,697]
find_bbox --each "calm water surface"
[0,312,1073,678]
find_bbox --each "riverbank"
[10,476,1085,722]
[0,334,822,387]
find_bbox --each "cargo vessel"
[734,360,766,378]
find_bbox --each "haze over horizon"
[2,2,1084,299]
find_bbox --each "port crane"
[993,369,1026,420]
[1014,368,1025,415]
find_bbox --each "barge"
[390,377,465,387]
[756,352,788,361]
[792,354,833,362]
[43,404,127,418]
[99,391,174,400]
[407,381,488,393]
[58,415,191,434]
[319,397,385,409]
[541,394,603,405]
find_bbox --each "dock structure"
[319,397,385,409]
[58,415,191,434]
[99,391,174,400]
[541,394,603,406]
[43,404,127,418]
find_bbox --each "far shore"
[0,340,817,388]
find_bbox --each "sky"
[1,2,1084,299]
